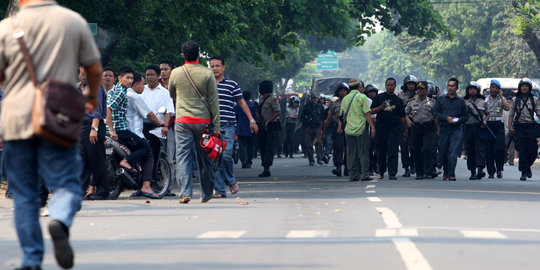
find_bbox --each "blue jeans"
[4,138,82,267]
[175,123,215,200]
[438,126,463,177]
[214,124,237,196]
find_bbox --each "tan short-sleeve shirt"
[0,1,101,140]
[260,95,280,122]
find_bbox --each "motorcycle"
[105,108,171,200]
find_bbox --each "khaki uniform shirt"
[405,96,435,123]
[329,98,342,123]
[485,95,506,118]
[464,98,487,124]
[259,95,280,122]
[398,91,415,105]
[509,96,540,124]
[0,1,100,140]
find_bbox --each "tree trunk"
[521,29,540,69]
[5,0,18,17]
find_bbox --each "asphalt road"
[1,156,540,270]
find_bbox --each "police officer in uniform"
[398,75,418,177]
[463,82,489,180]
[322,83,349,176]
[405,81,439,180]
[365,84,379,175]
[256,81,281,177]
[302,93,325,166]
[508,78,539,180]
[485,79,509,178]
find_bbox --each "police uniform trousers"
[485,121,505,175]
[464,123,487,171]
[259,122,278,170]
[333,131,346,167]
[515,123,537,174]
[284,122,297,157]
[305,126,323,162]
[376,124,401,176]
[411,121,436,177]
[400,127,415,170]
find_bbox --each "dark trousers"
[284,123,296,157]
[464,124,486,171]
[144,129,162,179]
[259,123,278,169]
[376,125,401,176]
[438,126,463,177]
[79,120,109,196]
[400,127,414,169]
[116,129,153,182]
[411,122,436,176]
[305,126,322,162]
[333,132,346,166]
[515,123,537,173]
[370,137,377,173]
[238,135,254,165]
[485,121,505,175]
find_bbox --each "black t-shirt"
[371,92,406,127]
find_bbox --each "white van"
[476,78,540,98]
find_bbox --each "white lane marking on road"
[376,229,419,237]
[376,207,403,229]
[366,190,376,194]
[416,226,540,233]
[367,197,382,202]
[286,230,329,238]
[197,231,246,239]
[366,185,376,189]
[393,238,433,270]
[460,230,507,239]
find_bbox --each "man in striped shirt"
[210,55,258,198]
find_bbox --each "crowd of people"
[268,76,540,182]
[1,2,539,270]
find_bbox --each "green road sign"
[316,50,338,70]
[88,23,97,36]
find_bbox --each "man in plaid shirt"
[106,66,157,199]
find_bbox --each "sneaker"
[309,161,315,166]
[317,159,324,165]
[402,168,410,177]
[200,197,212,203]
[496,171,503,179]
[488,174,494,179]
[258,170,271,177]
[389,175,397,180]
[48,220,73,269]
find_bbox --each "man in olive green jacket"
[169,40,221,204]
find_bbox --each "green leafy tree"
[511,0,540,67]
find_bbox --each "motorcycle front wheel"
[152,154,171,197]
[106,155,123,200]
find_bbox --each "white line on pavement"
[366,185,376,189]
[197,231,247,239]
[367,197,382,202]
[286,230,329,238]
[376,207,403,229]
[366,190,376,194]
[460,230,507,239]
[376,229,419,237]
[393,238,433,270]
[415,226,540,233]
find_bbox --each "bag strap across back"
[11,16,39,87]
[182,65,214,124]
[343,92,359,123]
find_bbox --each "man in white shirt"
[142,65,176,195]
[126,73,164,199]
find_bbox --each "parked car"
[476,78,540,99]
